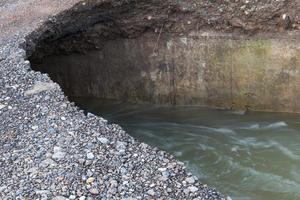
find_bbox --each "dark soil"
[25,0,300,65]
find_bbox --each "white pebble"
[147,189,155,196]
[98,137,109,144]
[87,152,95,160]
[188,186,198,193]
[186,177,195,184]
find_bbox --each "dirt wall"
[32,31,300,112]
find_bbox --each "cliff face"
[28,0,300,112]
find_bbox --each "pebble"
[52,146,66,161]
[188,186,199,193]
[158,168,167,172]
[86,177,95,184]
[86,152,94,160]
[186,177,195,184]
[52,196,67,200]
[24,82,57,96]
[0,104,5,109]
[98,137,109,144]
[147,189,155,196]
[110,179,118,188]
[89,188,99,195]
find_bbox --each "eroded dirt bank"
[29,0,300,112]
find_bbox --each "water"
[73,98,300,200]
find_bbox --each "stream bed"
[73,98,300,200]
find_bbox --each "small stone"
[147,189,155,196]
[0,186,7,192]
[162,171,169,178]
[69,195,76,200]
[86,152,94,160]
[150,183,155,187]
[158,168,167,172]
[35,190,50,195]
[89,188,99,195]
[86,170,93,177]
[110,179,118,188]
[188,186,198,193]
[79,197,86,200]
[87,113,96,118]
[86,177,95,184]
[282,13,287,20]
[52,150,65,160]
[40,158,57,168]
[0,104,6,110]
[52,146,66,161]
[25,82,57,96]
[52,196,67,200]
[27,167,38,174]
[98,137,109,144]
[116,141,126,151]
[186,177,195,184]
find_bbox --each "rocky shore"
[0,0,226,199]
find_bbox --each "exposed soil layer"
[26,0,300,51]
[28,0,300,112]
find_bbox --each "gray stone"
[188,186,199,193]
[52,196,67,200]
[40,158,57,168]
[97,137,109,144]
[186,177,195,184]
[52,146,66,161]
[25,82,57,96]
[89,188,99,195]
[147,189,155,196]
[86,152,95,160]
[0,104,5,110]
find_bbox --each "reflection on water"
[72,98,300,200]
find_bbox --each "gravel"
[0,0,227,199]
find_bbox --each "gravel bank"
[0,0,226,199]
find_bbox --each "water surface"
[73,98,300,200]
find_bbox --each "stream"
[72,98,300,200]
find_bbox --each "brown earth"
[24,0,300,113]
[1,0,300,46]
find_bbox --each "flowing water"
[73,98,300,200]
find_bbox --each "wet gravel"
[0,0,227,199]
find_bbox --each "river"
[72,98,300,200]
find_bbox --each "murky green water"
[73,98,300,200]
